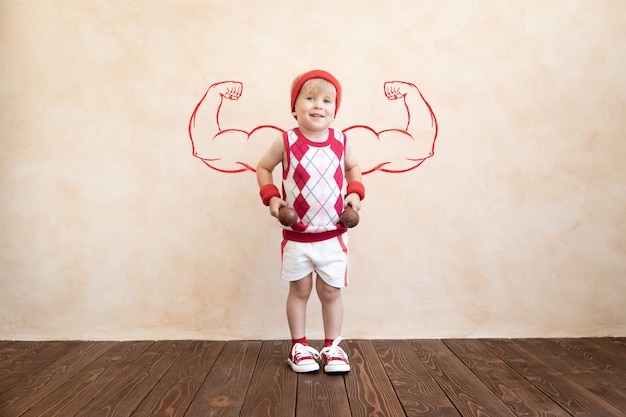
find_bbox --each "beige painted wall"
[1,0,624,340]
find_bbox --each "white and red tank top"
[281,128,347,242]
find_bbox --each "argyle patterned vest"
[282,128,346,233]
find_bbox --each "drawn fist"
[384,81,411,100]
[217,81,243,100]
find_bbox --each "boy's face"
[293,81,337,134]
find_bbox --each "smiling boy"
[256,70,365,373]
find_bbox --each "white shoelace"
[320,336,347,360]
[291,343,320,361]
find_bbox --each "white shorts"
[281,234,349,288]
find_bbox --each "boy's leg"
[315,277,343,341]
[286,273,313,340]
[286,273,320,373]
[316,277,350,373]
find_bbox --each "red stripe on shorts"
[280,239,288,276]
[336,235,349,286]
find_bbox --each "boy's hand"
[344,193,362,211]
[269,197,288,218]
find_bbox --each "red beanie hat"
[291,70,342,118]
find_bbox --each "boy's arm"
[257,137,287,218]
[344,140,363,211]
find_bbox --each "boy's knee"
[290,278,313,298]
[292,288,312,300]
[317,281,341,301]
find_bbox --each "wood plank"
[594,337,626,360]
[552,337,626,382]
[296,369,350,417]
[609,337,626,350]
[443,339,570,417]
[484,338,625,417]
[73,340,192,417]
[517,338,626,411]
[0,341,40,364]
[21,341,153,417]
[130,340,225,417]
[0,341,45,392]
[410,339,517,417]
[0,341,81,393]
[0,341,115,417]
[372,340,460,417]
[184,340,260,417]
[344,339,407,417]
[237,340,297,417]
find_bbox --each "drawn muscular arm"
[188,81,283,173]
[344,81,438,174]
[383,81,437,136]
[190,81,242,135]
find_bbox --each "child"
[256,70,364,373]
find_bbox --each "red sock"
[323,338,333,348]
[292,337,307,348]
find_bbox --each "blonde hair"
[290,70,342,116]
[291,75,338,98]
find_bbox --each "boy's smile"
[293,90,336,136]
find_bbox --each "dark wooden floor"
[0,338,625,417]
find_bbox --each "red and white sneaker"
[320,337,350,373]
[288,343,320,373]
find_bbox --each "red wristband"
[346,181,365,200]
[260,184,280,206]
